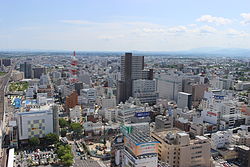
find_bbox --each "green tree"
[59,118,69,128]
[56,145,72,158]
[57,145,67,158]
[60,128,67,137]
[29,137,40,147]
[56,144,73,166]
[45,133,59,145]
[61,153,73,166]
[70,122,82,138]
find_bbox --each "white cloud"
[60,20,94,25]
[142,28,165,33]
[98,34,125,40]
[225,28,249,37]
[187,24,197,27]
[240,13,250,24]
[167,26,187,33]
[196,15,232,25]
[198,25,217,33]
[10,18,250,51]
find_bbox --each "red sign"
[207,111,217,116]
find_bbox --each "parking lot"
[14,148,57,167]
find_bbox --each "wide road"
[71,141,104,167]
[0,66,13,121]
[0,63,16,167]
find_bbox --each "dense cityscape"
[1,0,250,167]
[0,51,249,167]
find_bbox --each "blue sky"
[0,0,250,51]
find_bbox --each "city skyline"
[1,0,250,51]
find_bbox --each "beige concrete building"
[155,115,173,131]
[190,123,205,136]
[151,128,211,167]
[231,130,250,147]
[11,70,24,81]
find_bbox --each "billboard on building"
[124,136,159,156]
[135,112,150,117]
[214,95,224,100]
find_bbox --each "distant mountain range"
[133,48,250,57]
[178,48,250,57]
[1,48,250,58]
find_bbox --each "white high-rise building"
[177,92,192,110]
[39,74,50,87]
[156,72,183,101]
[78,88,97,106]
[132,79,158,105]
[210,78,224,90]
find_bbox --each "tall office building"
[117,53,152,104]
[2,59,11,66]
[33,67,46,79]
[20,62,32,79]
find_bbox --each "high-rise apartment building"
[117,53,143,103]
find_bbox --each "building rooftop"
[178,132,189,137]
[127,130,157,145]
[237,145,250,151]
[178,92,192,96]
[151,128,182,142]
[152,128,209,145]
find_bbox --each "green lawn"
[9,82,29,91]
[0,71,6,76]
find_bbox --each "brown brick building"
[65,91,78,109]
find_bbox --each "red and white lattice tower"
[70,51,78,83]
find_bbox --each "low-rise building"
[69,105,82,122]
[211,131,232,149]
[151,128,211,167]
[231,129,250,147]
[155,115,173,131]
